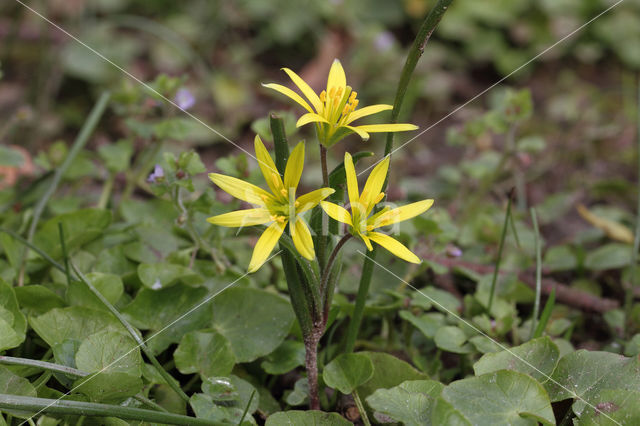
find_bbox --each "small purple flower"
[147,164,164,184]
[446,244,463,258]
[374,31,395,52]
[174,88,195,110]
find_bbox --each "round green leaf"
[73,372,143,403]
[174,329,235,377]
[66,272,124,310]
[212,287,295,362]
[356,352,428,401]
[261,340,305,375]
[14,285,65,315]
[439,370,555,425]
[434,326,473,354]
[366,379,444,426]
[265,411,352,425]
[473,336,560,383]
[0,279,26,351]
[75,330,142,376]
[137,263,203,289]
[584,243,631,271]
[578,389,640,425]
[323,353,374,394]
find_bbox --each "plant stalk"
[529,207,542,339]
[0,395,214,426]
[487,190,514,314]
[627,74,640,324]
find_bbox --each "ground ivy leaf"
[14,285,65,315]
[434,326,473,354]
[73,371,143,403]
[75,330,142,377]
[202,377,238,401]
[137,263,203,290]
[323,353,374,395]
[577,389,640,425]
[399,311,446,339]
[33,208,112,260]
[190,393,255,425]
[261,340,305,375]
[212,287,294,363]
[174,329,235,377]
[366,379,444,426]
[30,306,124,348]
[546,350,640,417]
[122,284,211,354]
[284,378,308,406]
[0,279,26,351]
[66,272,124,310]
[0,365,36,396]
[584,243,632,271]
[265,410,352,425]
[357,351,428,401]
[473,336,560,383]
[439,370,555,425]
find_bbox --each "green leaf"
[415,287,461,315]
[323,353,374,395]
[30,306,124,348]
[546,350,640,417]
[14,285,65,315]
[366,380,444,426]
[284,378,308,406]
[174,330,236,377]
[0,279,26,351]
[75,330,142,376]
[473,336,560,383]
[212,287,295,363]
[33,209,112,260]
[122,284,211,354]
[202,377,238,401]
[399,311,446,339]
[356,352,428,401]
[577,389,640,425]
[265,411,352,425]
[543,245,577,272]
[137,263,203,290]
[437,370,555,425]
[434,326,473,354]
[261,340,305,375]
[66,272,124,310]
[584,243,632,271]
[73,372,143,403]
[0,365,36,396]
[98,140,133,173]
[0,146,25,167]
[190,392,255,425]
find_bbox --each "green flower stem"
[317,144,330,269]
[0,356,87,378]
[529,207,542,339]
[487,191,513,314]
[344,248,376,353]
[627,75,640,324]
[97,172,116,210]
[0,395,215,426]
[347,0,453,353]
[18,91,110,286]
[320,234,351,305]
[352,390,371,426]
[69,262,190,403]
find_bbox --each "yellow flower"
[320,152,433,263]
[263,59,418,147]
[207,136,334,272]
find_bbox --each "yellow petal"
[327,59,346,94]
[368,232,421,263]
[353,123,418,133]
[296,188,335,213]
[207,208,272,227]
[291,217,315,260]
[360,233,373,251]
[320,201,353,226]
[284,141,305,192]
[343,152,360,213]
[372,199,435,228]
[262,83,313,113]
[345,104,393,125]
[297,112,330,128]
[248,221,285,273]
[254,135,284,195]
[360,156,389,213]
[209,173,273,206]
[282,68,323,112]
[345,125,370,141]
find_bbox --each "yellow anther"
[374,192,385,204]
[319,90,326,102]
[329,87,336,98]
[270,215,278,222]
[336,87,344,98]
[260,194,270,203]
[349,91,357,102]
[342,104,350,116]
[295,200,300,207]
[280,188,288,197]
[352,99,359,109]
[276,215,286,223]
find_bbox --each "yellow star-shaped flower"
[207,136,334,272]
[321,152,433,263]
[263,59,418,147]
